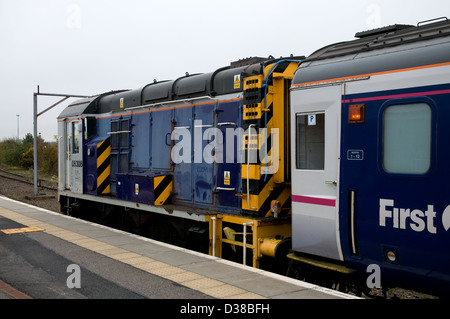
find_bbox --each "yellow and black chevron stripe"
[153,175,172,206]
[96,137,111,194]
[242,174,291,217]
[241,60,299,217]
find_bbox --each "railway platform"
[0,195,358,302]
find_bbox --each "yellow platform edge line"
[0,226,44,234]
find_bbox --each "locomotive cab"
[58,97,97,195]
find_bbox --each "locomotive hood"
[57,90,129,119]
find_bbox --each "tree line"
[0,133,58,176]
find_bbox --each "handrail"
[246,124,256,210]
[242,222,253,265]
[211,217,216,257]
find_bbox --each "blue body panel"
[84,135,109,195]
[150,110,172,171]
[115,171,171,206]
[193,103,214,205]
[340,83,450,294]
[171,99,243,211]
[87,98,243,213]
[131,113,151,169]
[215,100,242,209]
[173,106,194,202]
[116,172,156,205]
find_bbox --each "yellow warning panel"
[224,171,230,185]
[233,75,240,89]
[1,226,44,234]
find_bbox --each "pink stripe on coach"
[292,195,336,207]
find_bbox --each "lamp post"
[16,114,20,140]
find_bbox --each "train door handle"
[325,180,337,185]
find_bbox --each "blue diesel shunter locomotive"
[58,18,450,296]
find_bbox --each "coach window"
[296,113,325,170]
[383,103,432,174]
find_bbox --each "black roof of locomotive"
[59,56,298,117]
[292,18,450,86]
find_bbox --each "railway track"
[0,167,60,213]
[0,168,57,192]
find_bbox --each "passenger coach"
[290,19,450,296]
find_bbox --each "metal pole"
[37,96,69,117]
[242,222,253,265]
[16,114,20,140]
[35,92,89,98]
[32,86,89,197]
[33,93,38,196]
[211,217,216,257]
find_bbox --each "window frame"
[295,112,325,170]
[72,121,81,154]
[378,97,437,178]
[110,116,131,179]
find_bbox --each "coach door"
[290,85,343,261]
[65,120,83,194]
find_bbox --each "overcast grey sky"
[1,0,449,142]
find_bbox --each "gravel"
[0,175,60,212]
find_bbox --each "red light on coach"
[348,104,365,123]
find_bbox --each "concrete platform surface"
[0,195,358,300]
